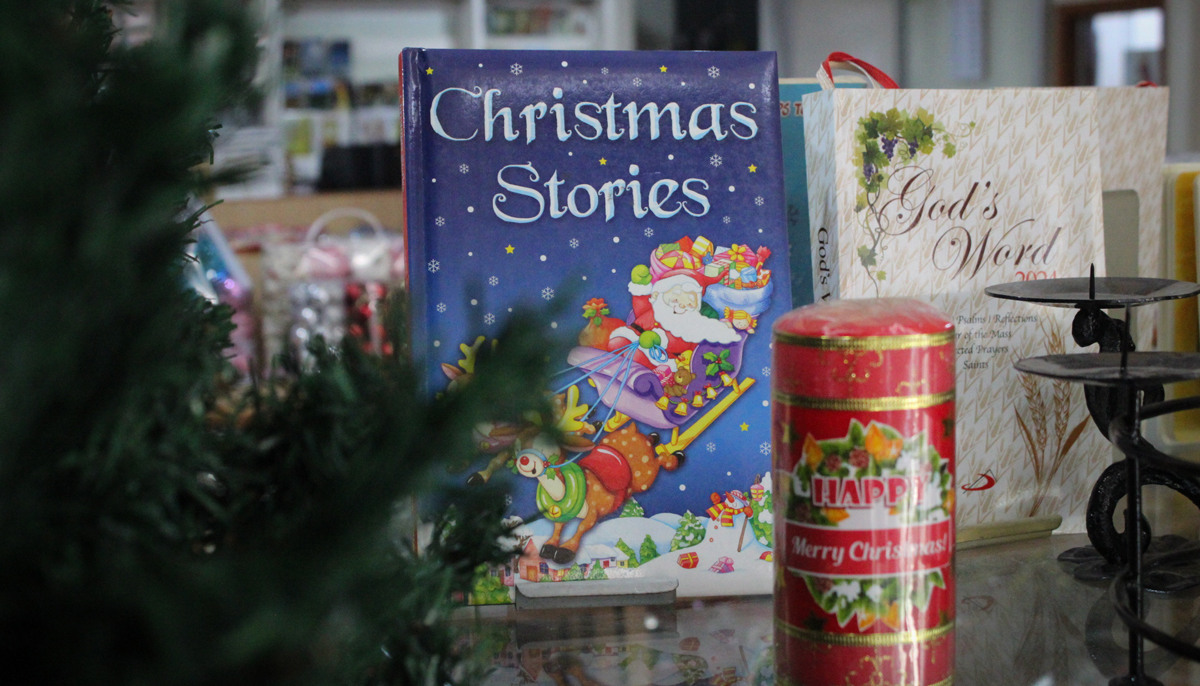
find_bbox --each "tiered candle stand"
[985,272,1200,685]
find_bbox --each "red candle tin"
[772,298,955,686]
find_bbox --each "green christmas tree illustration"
[640,534,660,563]
[468,565,512,605]
[750,486,774,547]
[616,538,640,567]
[620,497,645,518]
[671,511,706,551]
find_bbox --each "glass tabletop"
[455,534,1200,686]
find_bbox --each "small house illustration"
[486,561,517,587]
[517,539,632,582]
[582,543,629,570]
[518,539,547,582]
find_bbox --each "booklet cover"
[778,78,863,308]
[401,49,790,601]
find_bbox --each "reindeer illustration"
[462,387,600,486]
[515,422,682,564]
[442,337,607,486]
[440,336,684,565]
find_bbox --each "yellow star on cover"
[599,158,607,165]
[660,65,667,72]
[425,67,433,75]
[748,164,757,172]
[739,422,749,431]
[504,245,514,254]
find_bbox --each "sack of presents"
[651,236,774,315]
[260,208,405,367]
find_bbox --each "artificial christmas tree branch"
[0,3,546,685]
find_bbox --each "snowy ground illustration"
[634,512,772,597]
[513,479,773,597]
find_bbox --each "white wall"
[766,0,903,80]
[903,0,1047,88]
[1165,0,1200,154]
[283,0,458,83]
[637,0,675,49]
[902,0,1197,153]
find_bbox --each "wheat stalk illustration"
[1015,325,1093,516]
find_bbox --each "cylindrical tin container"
[772,298,955,686]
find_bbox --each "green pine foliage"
[670,511,705,550]
[639,534,660,563]
[619,497,644,518]
[469,565,513,605]
[615,537,639,567]
[750,487,774,548]
[0,3,553,686]
[562,564,584,581]
[586,561,608,580]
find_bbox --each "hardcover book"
[401,48,791,601]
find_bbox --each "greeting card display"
[402,49,791,601]
[803,55,1108,534]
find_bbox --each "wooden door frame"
[1051,0,1165,86]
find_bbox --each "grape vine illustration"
[852,108,974,295]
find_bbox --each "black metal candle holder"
[985,268,1200,685]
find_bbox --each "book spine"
[803,91,839,303]
[400,49,430,380]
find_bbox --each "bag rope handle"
[817,52,899,91]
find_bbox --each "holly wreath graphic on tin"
[785,419,953,630]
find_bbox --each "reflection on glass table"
[455,535,1200,686]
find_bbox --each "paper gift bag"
[1001,85,1168,349]
[1080,86,1175,446]
[1091,86,1169,350]
[803,53,1108,533]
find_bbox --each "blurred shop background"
[111,0,1200,369]
[115,0,1200,203]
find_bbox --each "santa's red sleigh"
[566,266,770,460]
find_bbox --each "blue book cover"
[778,78,863,308]
[402,49,789,601]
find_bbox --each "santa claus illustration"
[607,265,740,370]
